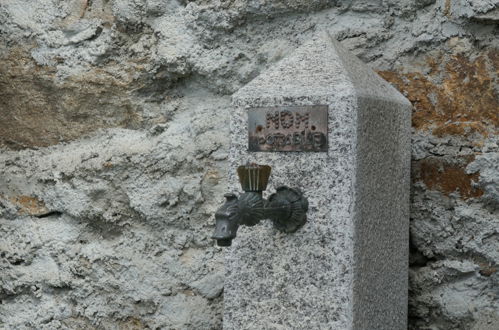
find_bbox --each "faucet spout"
[212,193,240,246]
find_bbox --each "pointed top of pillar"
[232,32,410,108]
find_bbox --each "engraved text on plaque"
[248,105,328,152]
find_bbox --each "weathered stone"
[467,152,499,207]
[225,33,411,330]
[6,195,50,216]
[0,0,498,328]
[0,48,144,150]
[413,156,484,199]
[378,47,499,138]
[0,92,229,329]
[449,0,499,22]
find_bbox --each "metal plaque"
[248,105,328,152]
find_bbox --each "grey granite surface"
[225,33,412,330]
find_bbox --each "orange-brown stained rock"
[479,265,497,277]
[378,49,498,137]
[8,195,51,216]
[120,317,146,330]
[0,47,143,150]
[413,157,484,199]
[444,0,451,17]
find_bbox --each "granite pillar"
[224,33,412,330]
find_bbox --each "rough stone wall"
[0,1,497,329]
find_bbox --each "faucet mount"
[212,164,308,247]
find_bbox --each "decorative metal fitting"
[212,164,308,247]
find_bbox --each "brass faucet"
[212,164,308,247]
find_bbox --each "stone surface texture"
[0,0,497,329]
[225,34,411,330]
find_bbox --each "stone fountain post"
[224,33,412,330]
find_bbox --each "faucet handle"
[237,164,271,192]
